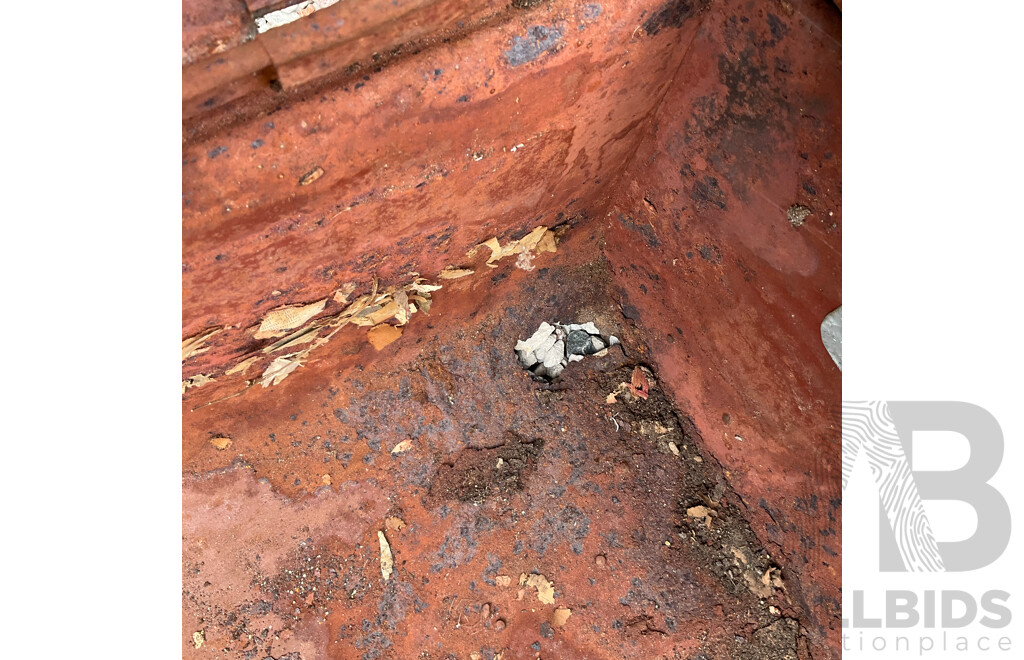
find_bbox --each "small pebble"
[493,619,506,631]
[595,554,607,567]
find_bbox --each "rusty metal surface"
[183,0,254,66]
[182,0,842,657]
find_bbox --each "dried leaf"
[378,530,394,580]
[362,301,401,325]
[407,281,442,294]
[605,393,617,404]
[536,229,557,253]
[393,291,410,325]
[687,505,714,528]
[182,327,223,361]
[182,374,215,393]
[299,165,324,186]
[551,607,572,627]
[475,237,502,263]
[255,299,326,339]
[437,267,474,280]
[263,322,324,353]
[334,282,356,304]
[409,294,432,314]
[385,516,406,531]
[260,355,304,387]
[192,631,205,649]
[516,225,548,252]
[225,355,259,376]
[391,439,413,455]
[368,324,403,350]
[321,474,332,485]
[495,575,512,587]
[210,436,232,450]
[523,573,555,604]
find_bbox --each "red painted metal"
[183,0,842,656]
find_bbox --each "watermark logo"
[843,401,1010,571]
[843,401,1014,654]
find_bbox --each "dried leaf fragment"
[367,324,403,350]
[210,436,232,450]
[192,631,205,649]
[630,366,650,399]
[687,505,714,528]
[407,281,442,294]
[378,530,394,580]
[391,439,413,455]
[516,225,548,252]
[260,355,304,387]
[299,165,324,186]
[255,299,326,339]
[334,282,356,304]
[182,327,223,361]
[536,229,557,253]
[182,373,215,393]
[521,572,555,604]
[495,575,512,587]
[437,266,474,280]
[551,607,572,627]
[385,516,406,531]
[225,355,259,376]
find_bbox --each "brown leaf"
[437,267,474,279]
[260,355,304,387]
[385,516,406,531]
[182,327,223,361]
[378,530,394,580]
[368,324,403,350]
[551,607,572,627]
[630,366,650,399]
[210,436,232,450]
[255,300,326,339]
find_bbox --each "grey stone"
[608,335,620,346]
[566,330,595,356]
[543,340,565,368]
[581,321,600,335]
[535,332,558,360]
[820,306,842,371]
[521,322,554,353]
[567,354,584,363]
[518,349,538,368]
[590,337,605,352]
[547,363,564,379]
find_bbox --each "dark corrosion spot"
[643,0,707,36]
